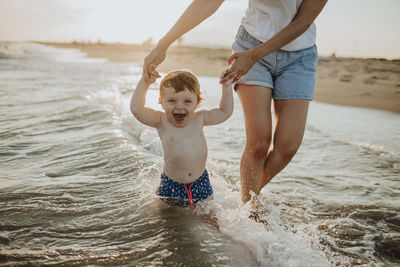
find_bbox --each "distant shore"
[38,42,400,113]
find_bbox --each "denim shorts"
[232,25,318,100]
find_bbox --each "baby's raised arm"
[202,75,234,126]
[130,67,162,128]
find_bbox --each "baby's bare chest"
[157,116,208,159]
[160,127,206,149]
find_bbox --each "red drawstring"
[184,184,194,210]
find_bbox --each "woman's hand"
[145,64,161,85]
[219,50,257,84]
[143,44,167,83]
[220,69,235,88]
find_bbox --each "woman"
[143,0,328,203]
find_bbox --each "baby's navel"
[188,173,191,176]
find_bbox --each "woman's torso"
[241,0,316,51]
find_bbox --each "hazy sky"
[0,0,399,58]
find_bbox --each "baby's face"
[160,87,198,127]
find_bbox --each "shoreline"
[37,42,400,113]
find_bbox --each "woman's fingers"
[147,61,154,77]
[233,73,241,83]
[152,70,161,79]
[143,47,166,78]
[221,52,248,83]
[220,69,230,79]
[143,61,154,82]
[228,53,238,65]
[220,63,243,83]
[220,70,237,84]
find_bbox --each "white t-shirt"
[241,0,316,51]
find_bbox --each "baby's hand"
[220,69,234,87]
[143,64,161,85]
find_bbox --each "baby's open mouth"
[174,113,186,121]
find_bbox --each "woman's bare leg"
[236,84,273,203]
[258,99,310,193]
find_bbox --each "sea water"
[1,42,399,266]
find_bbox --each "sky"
[0,0,399,59]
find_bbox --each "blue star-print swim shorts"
[156,169,213,209]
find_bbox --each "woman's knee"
[274,141,301,161]
[245,138,271,160]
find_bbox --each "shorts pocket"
[232,36,256,54]
[299,45,318,72]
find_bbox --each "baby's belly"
[163,150,207,184]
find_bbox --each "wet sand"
[39,42,400,113]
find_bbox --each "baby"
[130,66,233,209]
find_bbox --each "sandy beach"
[39,42,400,113]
